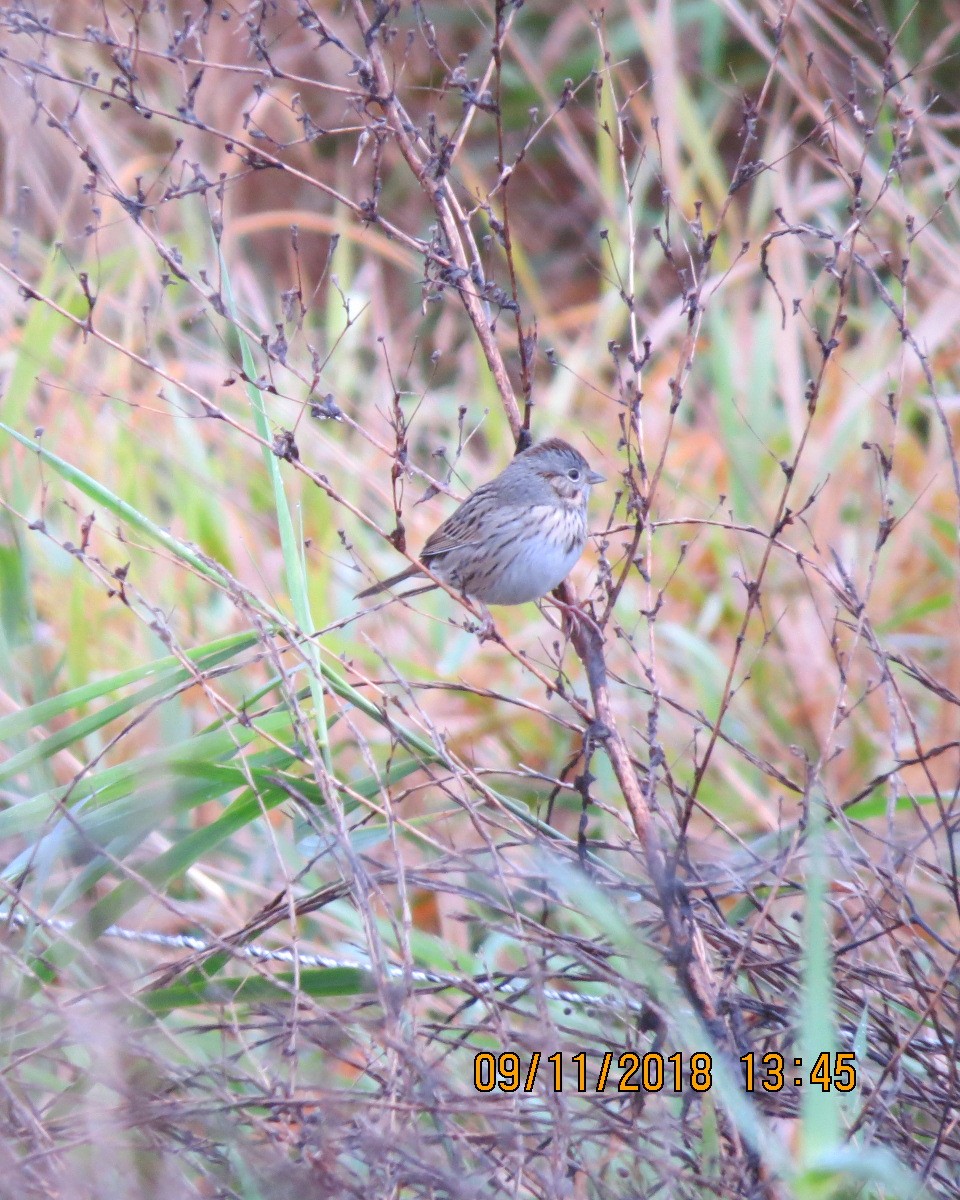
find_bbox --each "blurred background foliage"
[1,1,960,1197]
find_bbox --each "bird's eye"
[567,468,581,481]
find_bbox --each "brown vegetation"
[1,2,960,1197]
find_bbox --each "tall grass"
[1,1,959,1196]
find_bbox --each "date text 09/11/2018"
[473,1051,857,1094]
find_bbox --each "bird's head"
[518,437,605,504]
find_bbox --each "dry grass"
[1,1,960,1197]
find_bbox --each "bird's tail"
[355,563,422,599]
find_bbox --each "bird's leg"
[549,593,604,641]
[465,599,498,643]
[549,594,581,640]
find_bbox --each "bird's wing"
[419,485,498,560]
[419,522,483,560]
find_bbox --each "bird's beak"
[588,469,605,485]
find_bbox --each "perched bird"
[357,437,604,607]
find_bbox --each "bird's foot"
[465,603,499,643]
[549,595,603,639]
